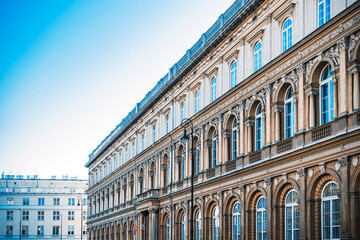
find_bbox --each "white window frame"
[211,77,217,102]
[320,64,334,125]
[232,202,241,240]
[213,206,220,240]
[285,189,299,240]
[282,18,293,52]
[231,61,237,88]
[255,105,263,151]
[256,196,267,240]
[195,90,200,114]
[284,87,295,139]
[318,0,331,27]
[321,181,340,240]
[181,102,185,122]
[181,213,186,240]
[196,211,201,240]
[232,119,237,160]
[254,41,262,72]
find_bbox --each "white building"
[0,175,88,239]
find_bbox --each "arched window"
[232,119,237,160]
[212,132,217,168]
[166,114,169,134]
[282,18,293,52]
[195,91,200,114]
[320,64,334,125]
[196,211,201,240]
[166,217,170,240]
[255,105,263,151]
[181,102,185,122]
[196,146,200,174]
[211,77,217,102]
[256,196,267,240]
[319,0,331,27]
[254,42,262,72]
[285,190,299,240]
[212,206,220,240]
[231,61,237,88]
[232,202,241,240]
[181,213,186,240]
[284,87,295,139]
[321,181,340,240]
[153,125,157,144]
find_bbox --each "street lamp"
[180,118,194,240]
[77,196,84,240]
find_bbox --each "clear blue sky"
[0,0,234,179]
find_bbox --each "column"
[338,39,348,116]
[239,104,244,155]
[265,85,272,145]
[218,117,223,164]
[338,157,351,239]
[223,132,230,162]
[297,64,306,132]
[309,91,316,128]
[265,180,273,240]
[297,169,307,240]
[353,69,360,110]
[246,122,252,153]
[294,97,299,133]
[150,208,158,240]
[275,109,281,142]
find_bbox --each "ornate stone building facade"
[86,0,360,239]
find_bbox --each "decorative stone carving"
[239,185,245,192]
[325,45,340,66]
[352,156,359,167]
[335,157,348,171]
[319,163,326,174]
[295,168,305,181]
[253,181,258,190]
[264,178,272,188]
[349,33,360,60]
[282,173,288,183]
[274,178,278,187]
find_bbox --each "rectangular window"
[68,226,75,235]
[53,198,60,205]
[7,197,14,205]
[22,226,29,236]
[53,226,60,235]
[37,226,44,236]
[83,198,87,206]
[38,211,45,221]
[6,211,14,221]
[22,211,29,221]
[38,198,45,205]
[68,211,75,220]
[23,198,29,205]
[53,211,60,220]
[68,198,75,206]
[83,226,87,235]
[6,226,13,236]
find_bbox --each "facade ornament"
[253,181,258,190]
[308,168,314,178]
[246,185,251,193]
[273,178,278,187]
[348,33,360,60]
[288,70,299,90]
[319,163,326,174]
[325,45,340,66]
[282,173,288,183]
[336,37,347,53]
[264,178,272,188]
[335,156,348,171]
[295,168,306,181]
[352,156,359,167]
[239,185,245,192]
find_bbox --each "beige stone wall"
[86,0,360,239]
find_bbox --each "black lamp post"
[77,197,84,240]
[181,118,194,240]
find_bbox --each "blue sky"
[0,0,234,179]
